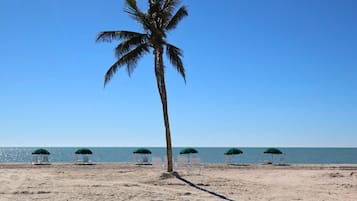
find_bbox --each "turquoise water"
[0,147,356,164]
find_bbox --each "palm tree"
[96,0,188,172]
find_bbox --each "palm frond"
[163,0,180,13]
[124,0,154,32]
[96,31,144,42]
[162,0,180,23]
[165,43,185,82]
[104,44,150,85]
[115,34,149,58]
[165,5,188,31]
[126,0,138,10]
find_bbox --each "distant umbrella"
[74,148,93,164]
[179,147,198,154]
[133,148,152,154]
[31,148,50,165]
[264,148,282,164]
[224,148,243,155]
[179,148,198,164]
[75,148,93,155]
[133,148,152,165]
[32,148,50,155]
[264,148,282,155]
[224,148,243,164]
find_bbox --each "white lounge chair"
[190,157,203,175]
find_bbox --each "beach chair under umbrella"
[133,148,152,165]
[74,148,93,165]
[224,148,243,164]
[32,148,50,165]
[264,148,282,164]
[179,147,198,164]
[179,148,202,174]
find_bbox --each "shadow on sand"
[172,172,236,201]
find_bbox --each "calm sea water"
[0,147,356,164]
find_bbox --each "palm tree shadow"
[172,172,237,201]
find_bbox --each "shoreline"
[1,162,357,169]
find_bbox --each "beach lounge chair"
[32,155,50,165]
[176,155,188,169]
[32,155,39,165]
[83,155,89,163]
[73,148,94,165]
[133,148,152,165]
[43,155,49,163]
[190,157,203,175]
[31,148,51,165]
[275,156,290,166]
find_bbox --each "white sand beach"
[0,163,356,201]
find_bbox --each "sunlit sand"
[0,163,356,201]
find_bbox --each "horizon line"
[0,146,356,148]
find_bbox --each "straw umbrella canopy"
[32,148,50,155]
[264,148,282,164]
[75,148,93,155]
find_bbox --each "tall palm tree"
[96,0,188,172]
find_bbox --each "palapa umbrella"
[179,147,198,163]
[133,148,152,164]
[263,148,282,164]
[224,148,243,164]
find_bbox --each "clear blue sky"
[1,0,356,147]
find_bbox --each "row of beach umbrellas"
[31,148,93,165]
[32,148,93,155]
[32,147,283,156]
[31,147,283,164]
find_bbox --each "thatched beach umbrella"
[133,148,152,164]
[32,148,50,165]
[179,147,198,163]
[264,148,282,164]
[224,148,243,164]
[74,148,93,164]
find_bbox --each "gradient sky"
[1,0,356,147]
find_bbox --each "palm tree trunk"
[154,49,173,172]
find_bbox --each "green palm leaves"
[96,0,187,86]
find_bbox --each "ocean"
[0,147,356,164]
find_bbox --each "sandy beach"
[0,163,356,201]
